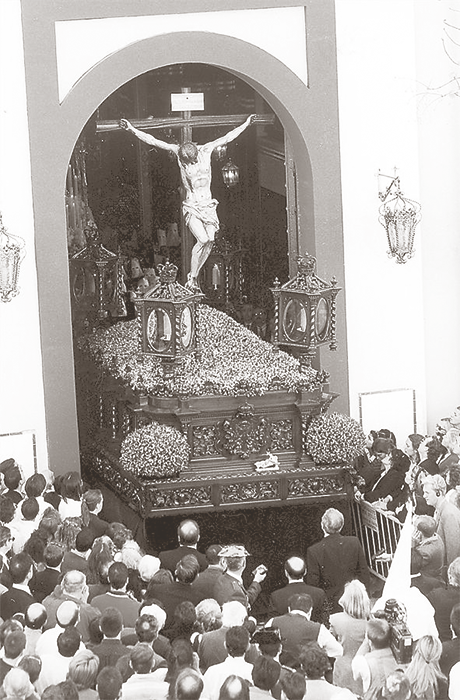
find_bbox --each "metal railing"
[352,498,404,580]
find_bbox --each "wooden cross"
[96,114,275,135]
[96,90,275,280]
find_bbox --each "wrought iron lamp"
[221,158,240,187]
[271,253,341,369]
[0,212,26,303]
[378,171,421,264]
[134,261,202,361]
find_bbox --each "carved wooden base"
[77,347,344,516]
[82,446,347,517]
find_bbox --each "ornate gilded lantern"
[201,231,244,311]
[69,221,125,327]
[134,261,202,360]
[271,253,341,368]
[0,213,26,303]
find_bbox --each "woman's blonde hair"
[405,635,446,700]
[67,649,100,690]
[338,579,371,619]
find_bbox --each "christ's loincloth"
[182,199,219,231]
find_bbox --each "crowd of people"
[353,409,460,528]
[0,407,459,700]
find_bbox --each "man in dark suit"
[410,548,443,598]
[0,552,36,618]
[213,545,267,611]
[440,602,460,677]
[192,544,225,599]
[306,507,369,614]
[89,607,129,670]
[159,519,208,573]
[82,489,110,540]
[269,555,328,625]
[0,629,27,684]
[91,562,140,629]
[151,554,203,630]
[61,528,94,576]
[30,542,64,603]
[428,556,460,641]
[265,593,342,669]
[0,525,13,591]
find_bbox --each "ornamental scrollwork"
[221,480,279,503]
[192,425,219,456]
[93,456,145,513]
[218,402,269,458]
[287,475,344,498]
[269,419,294,451]
[145,486,212,509]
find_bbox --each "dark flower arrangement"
[120,421,191,479]
[304,411,366,465]
[78,304,322,398]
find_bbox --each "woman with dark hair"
[85,536,115,598]
[55,517,82,553]
[377,428,397,445]
[354,431,383,492]
[58,472,83,520]
[163,638,200,698]
[105,523,132,554]
[419,436,445,475]
[404,434,425,467]
[364,438,410,510]
[81,490,109,540]
[439,428,460,476]
[164,601,198,643]
[145,569,175,597]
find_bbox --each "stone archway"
[24,30,344,475]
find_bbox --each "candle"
[212,263,220,290]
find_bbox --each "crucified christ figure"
[120,114,255,292]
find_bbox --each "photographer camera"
[373,599,412,665]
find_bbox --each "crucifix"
[96,88,275,291]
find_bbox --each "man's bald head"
[177,519,200,546]
[25,603,47,630]
[61,571,87,599]
[175,669,203,700]
[285,556,306,580]
[218,676,249,700]
[56,600,80,628]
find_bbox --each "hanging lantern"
[222,159,240,187]
[378,173,421,264]
[271,253,341,369]
[0,213,26,303]
[134,261,202,361]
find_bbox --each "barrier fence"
[351,498,404,580]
